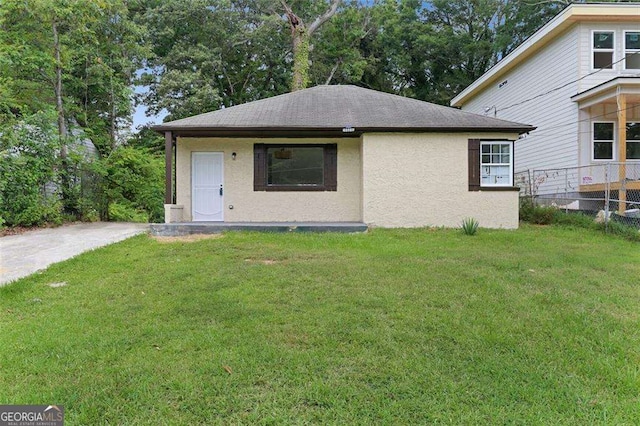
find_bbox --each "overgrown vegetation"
[520,198,640,241]
[0,117,164,228]
[1,227,639,423]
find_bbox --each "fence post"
[564,168,568,213]
[605,163,610,231]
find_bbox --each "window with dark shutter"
[470,138,517,191]
[254,144,337,191]
[468,139,481,191]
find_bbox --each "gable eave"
[450,3,640,108]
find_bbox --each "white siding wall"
[577,22,640,92]
[461,27,580,173]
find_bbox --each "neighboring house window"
[624,31,640,70]
[254,144,337,191]
[593,31,614,69]
[480,142,513,186]
[468,139,514,191]
[627,122,640,160]
[593,122,614,161]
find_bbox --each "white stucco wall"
[176,137,362,222]
[361,133,521,229]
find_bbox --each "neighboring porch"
[572,77,640,213]
[150,222,369,236]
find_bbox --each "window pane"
[626,142,640,160]
[625,53,640,69]
[627,123,640,140]
[594,32,614,49]
[626,32,640,49]
[594,122,614,140]
[482,166,510,184]
[594,51,613,69]
[594,141,613,160]
[267,147,324,185]
[480,142,512,186]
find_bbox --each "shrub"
[108,202,149,223]
[519,200,557,225]
[102,147,164,223]
[0,110,63,227]
[461,217,479,236]
[599,219,640,242]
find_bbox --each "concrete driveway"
[0,222,148,286]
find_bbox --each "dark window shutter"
[324,144,337,191]
[468,139,480,191]
[254,144,267,191]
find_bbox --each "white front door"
[192,152,224,221]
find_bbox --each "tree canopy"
[0,0,627,226]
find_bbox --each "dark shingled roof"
[153,85,534,136]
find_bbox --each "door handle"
[219,185,223,196]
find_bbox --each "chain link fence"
[515,162,640,228]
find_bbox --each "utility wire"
[526,103,640,138]
[496,50,640,113]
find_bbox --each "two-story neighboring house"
[451,3,640,213]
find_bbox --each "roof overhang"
[450,3,640,108]
[152,126,535,139]
[571,76,640,108]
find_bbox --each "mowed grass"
[1,225,639,424]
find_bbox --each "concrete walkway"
[0,222,148,286]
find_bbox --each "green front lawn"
[1,226,639,424]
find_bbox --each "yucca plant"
[461,217,479,236]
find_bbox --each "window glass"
[625,32,640,50]
[267,147,324,186]
[625,32,640,69]
[627,122,640,160]
[593,31,614,69]
[594,142,613,160]
[593,122,614,160]
[594,122,614,140]
[480,142,512,186]
[594,31,614,49]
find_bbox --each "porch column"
[617,93,627,213]
[164,131,174,204]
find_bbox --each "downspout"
[164,131,174,205]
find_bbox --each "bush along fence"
[515,162,640,229]
[0,111,164,228]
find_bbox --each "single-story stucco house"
[152,85,533,232]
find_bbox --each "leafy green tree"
[101,147,165,222]
[138,0,290,121]
[0,109,63,227]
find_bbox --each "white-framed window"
[592,30,615,69]
[593,122,615,161]
[480,141,513,187]
[627,122,640,160]
[624,31,640,70]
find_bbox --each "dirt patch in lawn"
[244,259,279,265]
[152,234,224,243]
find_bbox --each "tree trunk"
[53,20,73,213]
[53,21,68,156]
[291,27,310,92]
[282,0,341,92]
